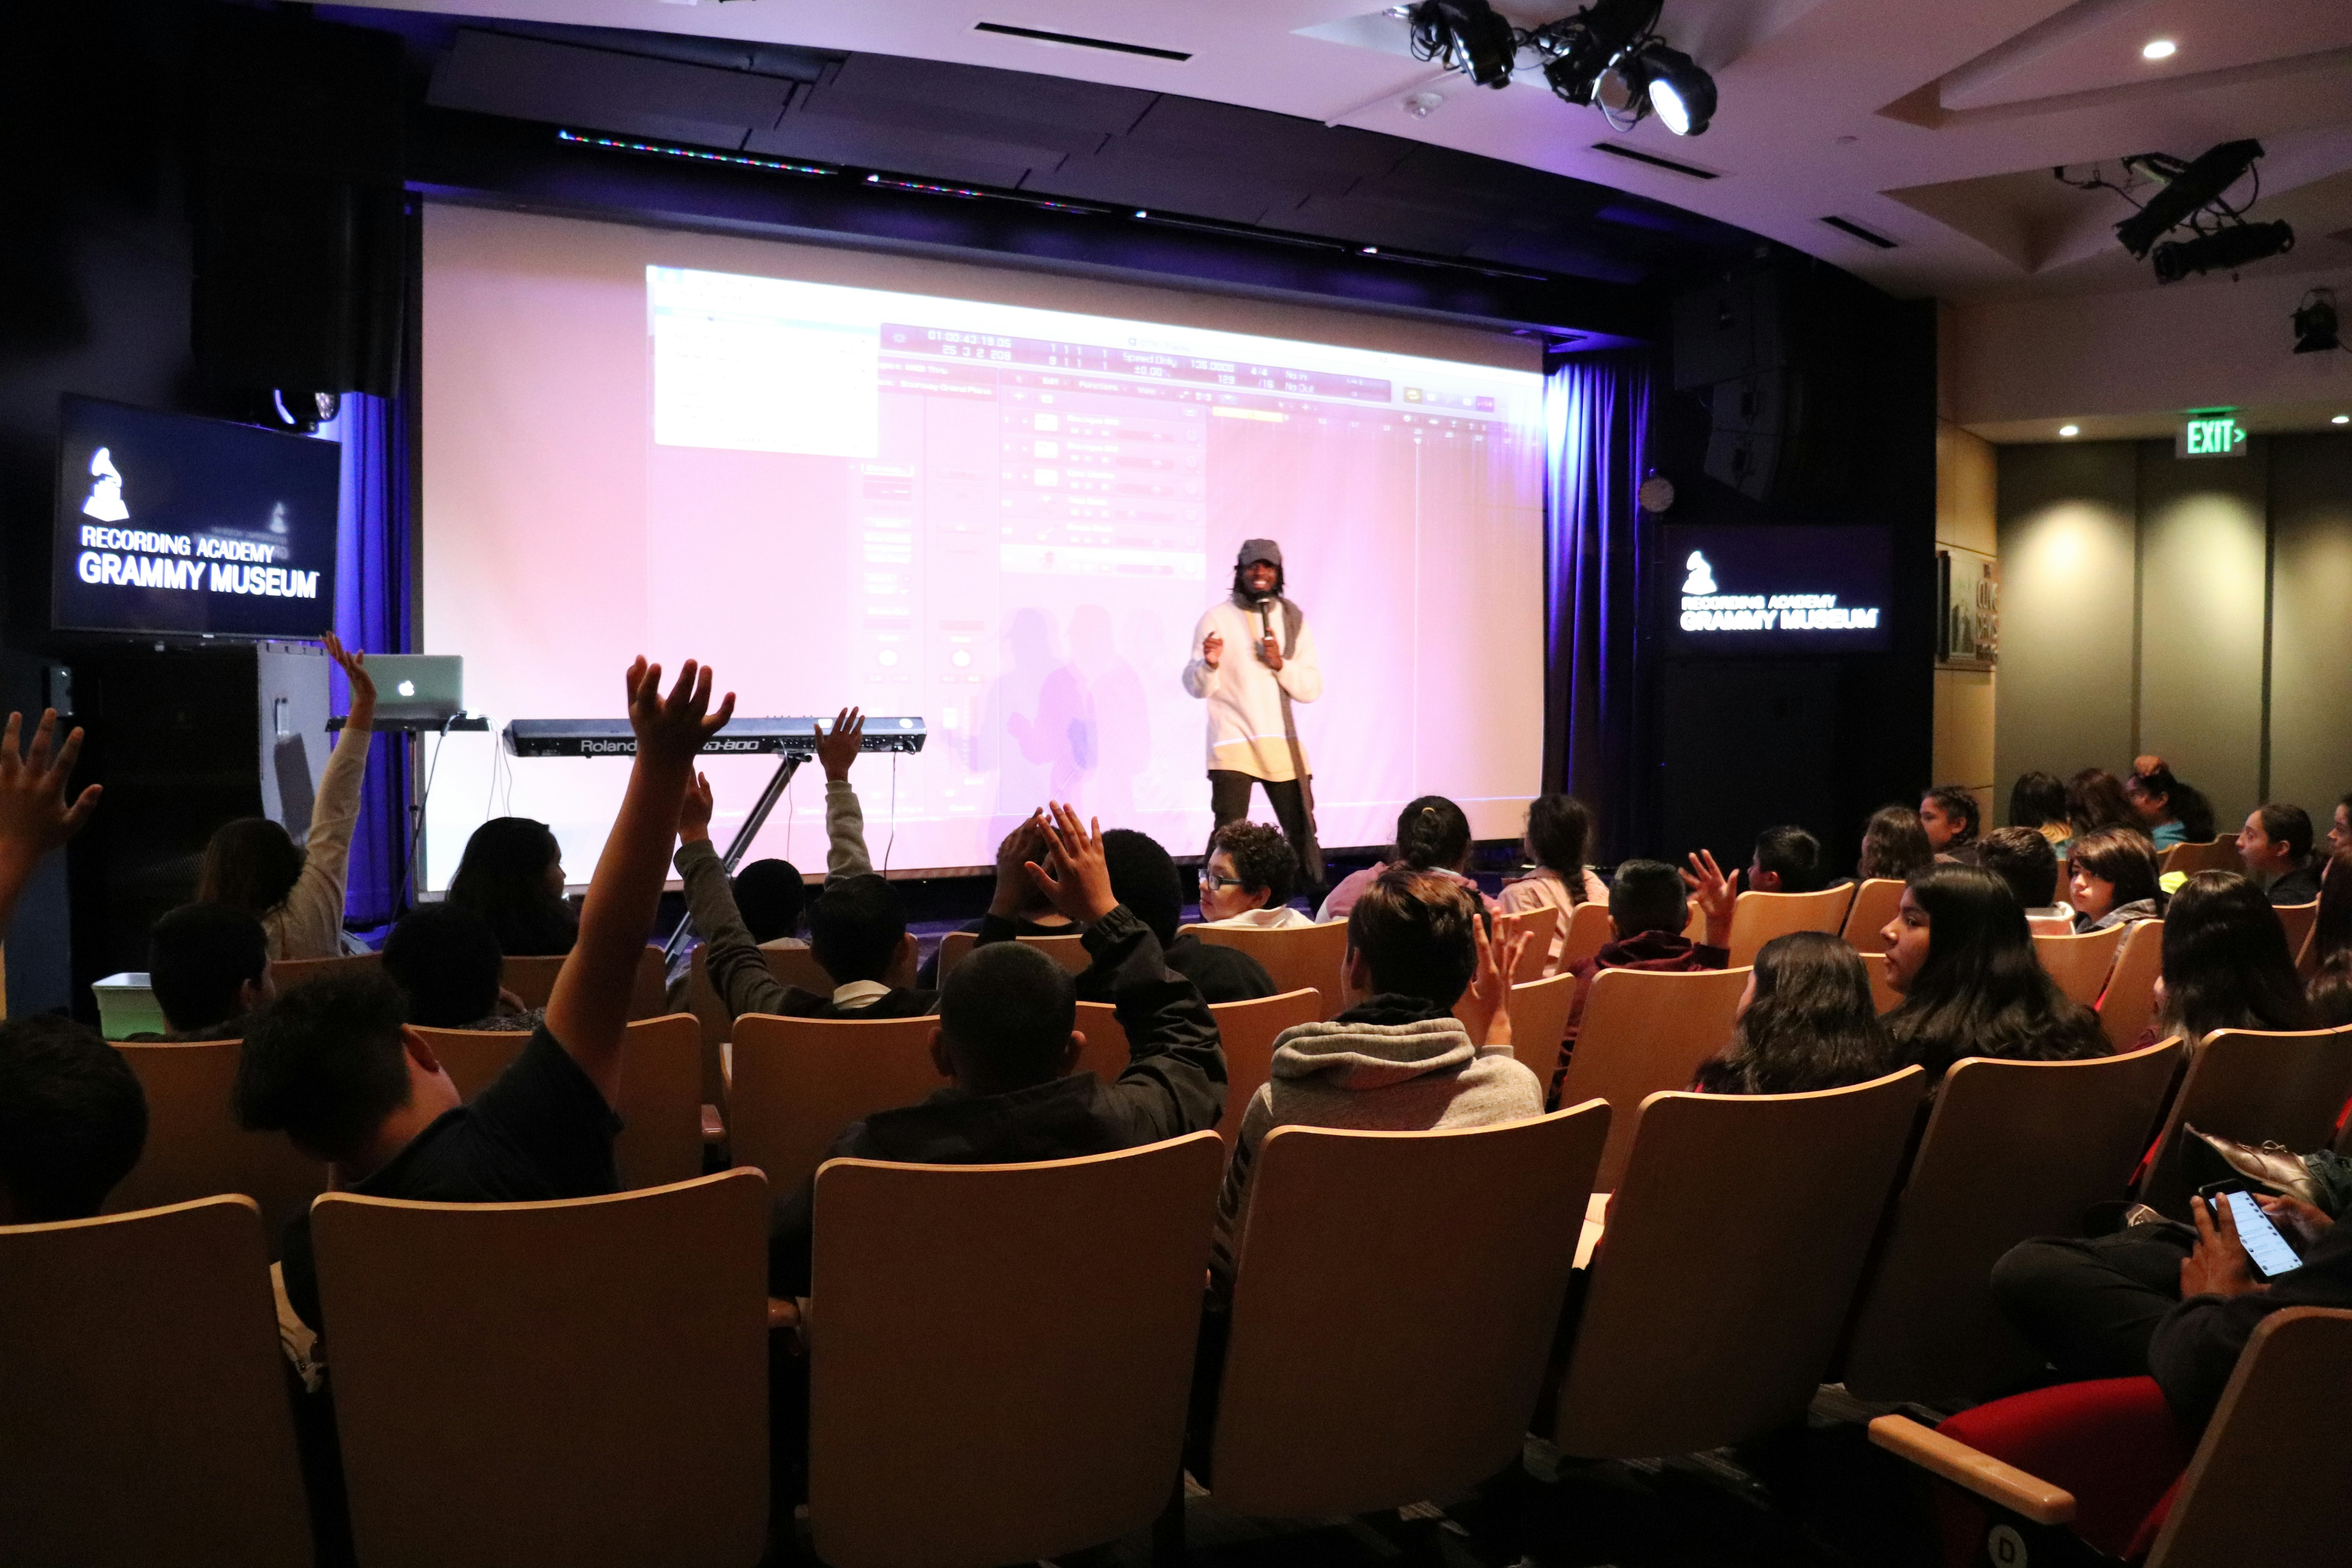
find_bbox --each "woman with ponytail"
[1315,795,1499,923]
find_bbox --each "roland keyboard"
[502,716,927,759]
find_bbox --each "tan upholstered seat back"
[1841,1040,2184,1403]
[1552,1068,1927,1458]
[2158,838,2238,876]
[105,1038,325,1255]
[0,1197,310,1568]
[1556,965,1751,1191]
[1497,904,1559,981]
[500,945,667,1020]
[412,1014,707,1191]
[1506,972,1578,1085]
[725,1013,944,1194]
[2096,919,2165,1050]
[809,1135,1224,1568]
[2137,1024,2352,1216]
[267,949,382,994]
[1182,919,1347,1017]
[2033,925,2129,1006]
[1210,1104,1609,1518]
[314,1171,770,1568]
[1727,886,1857,967]
[1209,988,1323,1144]
[1840,879,1906,955]
[2146,1308,2352,1568]
[1559,900,1616,969]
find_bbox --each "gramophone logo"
[1680,549,1881,633]
[81,448,130,523]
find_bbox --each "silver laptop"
[367,654,466,725]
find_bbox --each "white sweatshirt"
[1182,597,1323,780]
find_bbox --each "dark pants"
[1209,769,1322,891]
[1990,1223,2195,1383]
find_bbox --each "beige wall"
[2270,437,2352,814]
[1933,421,1996,820]
[2135,445,2268,827]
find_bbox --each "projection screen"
[419,204,1544,889]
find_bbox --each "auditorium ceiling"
[344,0,2352,303]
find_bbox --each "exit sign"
[2178,415,2249,457]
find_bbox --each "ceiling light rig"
[2054,139,2293,283]
[1399,0,1717,136]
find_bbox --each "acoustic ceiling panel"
[429,29,797,149]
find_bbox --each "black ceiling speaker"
[192,11,407,399]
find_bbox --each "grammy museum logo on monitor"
[1677,550,1882,634]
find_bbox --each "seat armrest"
[1869,1415,2077,1526]
[701,1104,727,1144]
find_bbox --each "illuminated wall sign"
[2178,414,2247,458]
[1663,524,1891,655]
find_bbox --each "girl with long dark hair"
[1316,794,1497,922]
[1880,865,2109,1078]
[1857,804,1935,882]
[1498,793,1607,976]
[2153,871,2314,1042]
[1695,931,1902,1095]
[445,816,577,957]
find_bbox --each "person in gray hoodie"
[1210,865,1541,1290]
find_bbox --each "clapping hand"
[624,657,735,769]
[1682,849,1738,944]
[1457,915,1528,1050]
[816,707,864,782]
[0,710,100,866]
[1025,801,1119,925]
[988,813,1052,918]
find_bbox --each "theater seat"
[725,1012,945,1194]
[1872,1307,2352,1567]
[1840,878,1905,955]
[2134,1023,2352,1218]
[2033,924,2129,1006]
[1555,965,1749,1192]
[500,945,668,1021]
[267,948,382,995]
[1725,885,1856,967]
[1180,918,1347,1018]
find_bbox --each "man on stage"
[1183,539,1325,890]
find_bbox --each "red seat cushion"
[1935,1377,2194,1561]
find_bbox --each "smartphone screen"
[2224,1190,2303,1279]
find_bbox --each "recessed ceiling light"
[2142,38,2177,60]
[2060,424,2080,437]
[2335,414,2350,425]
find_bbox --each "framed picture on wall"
[1937,547,1998,670]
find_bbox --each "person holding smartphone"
[1994,1185,2352,1432]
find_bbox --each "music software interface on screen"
[645,265,1530,831]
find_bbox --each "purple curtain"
[1543,349,1651,860]
[330,390,414,929]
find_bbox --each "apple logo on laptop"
[397,681,416,698]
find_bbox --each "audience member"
[2068,826,2165,931]
[0,706,131,1225]
[381,902,534,1031]
[2148,872,2312,1044]
[1693,931,1900,1096]
[767,802,1226,1298]
[1880,865,2109,1078]
[675,710,933,1020]
[1497,794,1608,975]
[733,859,809,944]
[145,904,273,1040]
[982,824,1274,1004]
[2125,762,2213,848]
[1563,853,1735,1037]
[1856,806,1934,883]
[2330,791,2352,858]
[446,815,577,957]
[2066,768,2138,841]
[2235,802,2320,904]
[2313,848,2352,969]
[1316,795,1499,922]
[2308,951,2352,1027]
[1749,824,1827,893]
[1918,786,1981,864]
[1196,819,1310,930]
[194,634,374,960]
[236,655,734,1333]
[2008,770,2071,854]
[1211,866,1538,1290]
[915,818,1078,987]
[1977,825,2073,929]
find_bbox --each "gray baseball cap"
[1237,538,1283,568]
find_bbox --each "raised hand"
[679,771,715,844]
[1457,914,1526,1050]
[816,706,865,782]
[1201,631,1224,670]
[988,813,1051,918]
[0,709,101,866]
[1682,848,1738,943]
[325,631,375,730]
[1025,801,1118,924]
[624,657,735,769]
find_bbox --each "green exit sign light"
[2179,415,2248,457]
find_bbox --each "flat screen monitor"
[53,396,340,639]
[1662,523,1891,655]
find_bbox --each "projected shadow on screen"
[991,604,1150,829]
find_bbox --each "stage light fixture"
[2293,290,2341,354]
[1405,0,1519,88]
[2151,219,2293,283]
[1639,44,1715,134]
[2113,139,2264,258]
